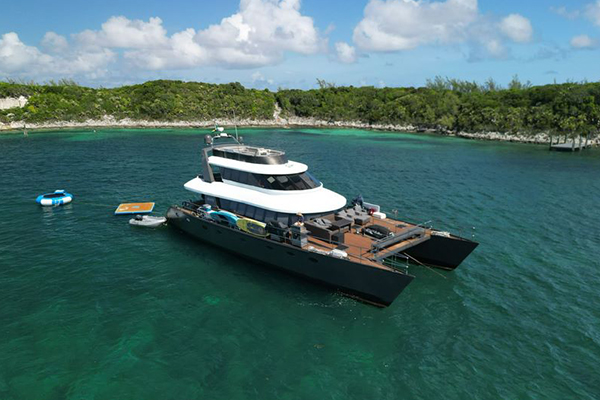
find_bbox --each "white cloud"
[484,38,506,58]
[353,0,479,51]
[0,0,325,79]
[0,32,50,73]
[586,0,600,26]
[550,6,580,20]
[123,28,206,70]
[41,32,69,53]
[570,34,596,48]
[334,42,357,63]
[74,16,168,49]
[251,71,274,85]
[351,0,533,61]
[499,14,533,43]
[193,0,325,68]
[0,31,115,78]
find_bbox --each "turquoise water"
[1,128,599,400]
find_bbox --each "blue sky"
[1,0,599,89]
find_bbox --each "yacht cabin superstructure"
[183,132,347,225]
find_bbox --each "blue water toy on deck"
[208,210,239,227]
[36,190,73,206]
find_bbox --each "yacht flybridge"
[167,128,478,307]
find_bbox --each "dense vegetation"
[0,80,275,123]
[1,77,599,136]
[276,77,600,136]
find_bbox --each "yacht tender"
[167,129,478,307]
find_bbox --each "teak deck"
[302,213,431,270]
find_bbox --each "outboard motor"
[204,135,213,146]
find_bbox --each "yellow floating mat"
[115,202,155,215]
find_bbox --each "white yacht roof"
[208,156,308,175]
[184,177,347,214]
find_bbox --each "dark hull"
[167,206,414,307]
[404,234,479,270]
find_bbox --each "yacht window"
[265,210,276,221]
[289,174,308,190]
[248,173,262,187]
[237,203,246,215]
[254,208,265,221]
[219,168,321,191]
[205,196,218,207]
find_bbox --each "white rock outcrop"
[0,96,28,110]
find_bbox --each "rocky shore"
[1,114,598,147]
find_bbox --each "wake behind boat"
[167,128,478,307]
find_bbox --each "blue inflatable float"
[36,190,73,206]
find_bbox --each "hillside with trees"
[0,80,275,123]
[276,77,600,136]
[1,78,599,137]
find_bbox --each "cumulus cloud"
[353,0,479,51]
[123,28,207,70]
[80,0,325,70]
[570,34,596,48]
[41,32,69,53]
[75,17,168,49]
[0,32,50,73]
[193,0,325,68]
[0,0,325,79]
[351,0,533,61]
[499,14,533,43]
[586,1,600,26]
[0,31,116,78]
[334,42,357,63]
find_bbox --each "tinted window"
[220,168,321,191]
[205,196,217,206]
[254,208,265,221]
[265,210,276,222]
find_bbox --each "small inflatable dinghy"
[129,215,167,228]
[36,190,73,206]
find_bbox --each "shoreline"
[1,116,598,147]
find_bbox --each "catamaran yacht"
[167,128,478,307]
